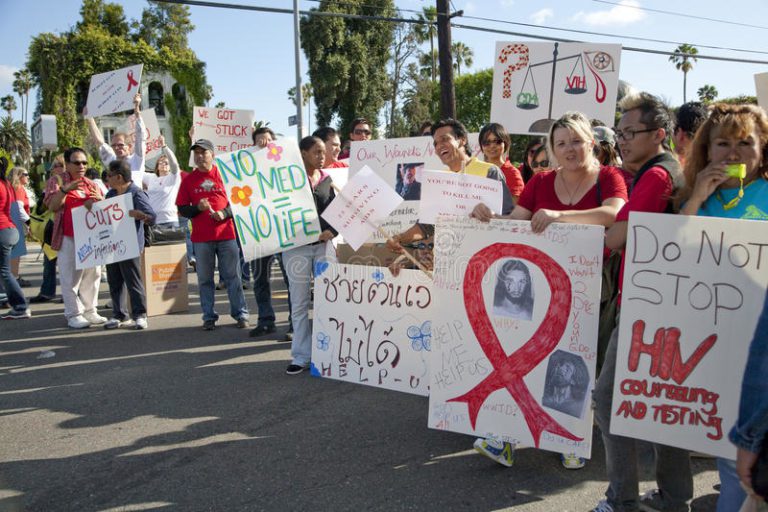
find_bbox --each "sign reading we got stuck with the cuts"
[611,213,768,459]
[73,194,140,269]
[428,217,603,458]
[215,139,321,261]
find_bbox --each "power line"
[591,0,768,30]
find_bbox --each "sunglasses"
[69,160,88,166]
[532,160,550,168]
[20,172,29,177]
[353,129,372,136]
[482,139,503,146]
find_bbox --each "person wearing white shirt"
[87,93,146,184]
[142,135,181,228]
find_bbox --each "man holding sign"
[87,93,146,184]
[176,139,249,331]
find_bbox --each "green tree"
[697,84,718,104]
[77,0,130,37]
[132,3,195,55]
[451,41,473,76]
[418,49,439,81]
[669,44,698,103]
[12,69,34,128]
[718,95,757,105]
[1,96,17,118]
[0,116,32,164]
[401,62,437,132]
[301,0,395,134]
[385,19,419,137]
[287,82,314,124]
[453,68,492,131]
[412,6,437,83]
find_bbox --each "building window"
[148,82,165,116]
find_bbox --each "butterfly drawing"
[316,332,330,351]
[407,321,432,352]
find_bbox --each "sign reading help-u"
[311,263,433,396]
[428,217,603,458]
[611,213,768,459]
[215,139,321,260]
[85,64,143,118]
[73,194,139,269]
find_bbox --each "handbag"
[147,224,187,246]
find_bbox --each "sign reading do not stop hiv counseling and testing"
[214,139,321,261]
[428,217,603,459]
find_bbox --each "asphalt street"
[0,248,719,512]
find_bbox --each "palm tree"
[669,44,699,103]
[697,84,718,104]
[12,69,33,128]
[451,41,474,76]
[418,49,439,80]
[413,6,438,83]
[1,95,17,118]
[0,116,31,164]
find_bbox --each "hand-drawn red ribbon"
[126,70,139,91]
[449,243,583,447]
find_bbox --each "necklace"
[559,169,591,205]
[716,178,752,210]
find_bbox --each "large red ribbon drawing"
[448,243,583,447]
[126,70,139,91]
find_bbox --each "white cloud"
[572,0,646,26]
[0,64,18,90]
[500,0,515,8]
[530,8,554,25]
[463,1,476,14]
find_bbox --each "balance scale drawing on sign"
[500,42,616,133]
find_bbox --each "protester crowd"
[1,86,767,511]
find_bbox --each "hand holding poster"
[311,263,433,395]
[610,213,768,459]
[428,217,603,458]
[191,106,255,166]
[73,194,140,269]
[85,64,143,118]
[214,139,321,261]
[321,165,404,250]
[419,170,503,224]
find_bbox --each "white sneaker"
[591,500,616,512]
[83,311,107,325]
[134,316,148,330]
[104,318,134,329]
[68,315,91,329]
[473,437,515,467]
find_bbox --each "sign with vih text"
[321,165,404,251]
[215,139,321,261]
[118,108,163,163]
[85,64,143,118]
[190,106,255,166]
[311,263,434,396]
[610,213,768,459]
[73,194,140,269]
[419,170,503,224]
[428,217,604,458]
[491,42,621,134]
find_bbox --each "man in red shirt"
[592,93,689,512]
[176,139,249,331]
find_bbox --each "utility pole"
[293,0,304,139]
[436,0,459,120]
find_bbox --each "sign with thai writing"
[419,170,503,224]
[611,213,768,459]
[85,64,143,118]
[190,106,254,166]
[73,194,139,269]
[428,217,603,458]
[491,42,621,135]
[322,166,404,251]
[214,139,321,260]
[311,263,434,396]
[118,108,163,162]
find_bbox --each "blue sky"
[2,0,768,138]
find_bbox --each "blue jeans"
[716,457,746,511]
[194,239,248,323]
[283,242,334,366]
[251,254,292,327]
[39,253,57,298]
[180,216,194,263]
[0,227,27,312]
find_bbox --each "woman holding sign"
[471,111,627,470]
[283,136,338,375]
[677,103,768,512]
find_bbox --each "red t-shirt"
[326,160,349,168]
[517,165,628,213]
[500,160,525,198]
[0,182,15,230]
[62,184,93,237]
[175,166,236,242]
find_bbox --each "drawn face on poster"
[542,350,589,419]
[395,162,424,201]
[492,259,534,321]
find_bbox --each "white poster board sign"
[610,213,768,459]
[428,217,603,458]
[322,166,404,251]
[419,170,503,224]
[755,72,768,111]
[311,263,433,396]
[118,108,163,162]
[190,106,255,166]
[491,42,621,134]
[348,134,481,243]
[214,139,321,261]
[73,194,139,269]
[85,64,143,118]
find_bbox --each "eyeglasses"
[21,172,29,176]
[614,128,657,141]
[111,143,127,148]
[353,129,372,136]
[532,160,550,168]
[482,138,503,146]
[69,160,88,166]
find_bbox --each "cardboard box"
[140,243,189,316]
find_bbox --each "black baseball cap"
[191,139,214,153]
